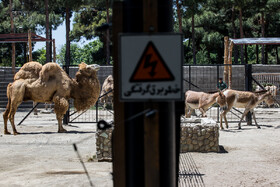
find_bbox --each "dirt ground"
[0,108,280,187]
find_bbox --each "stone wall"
[96,128,113,162]
[95,118,220,161]
[180,118,220,153]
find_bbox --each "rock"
[100,132,109,139]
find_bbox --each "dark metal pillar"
[245,64,252,125]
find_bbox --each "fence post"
[188,65,191,90]
[245,64,252,125]
[217,65,220,122]
[63,65,70,125]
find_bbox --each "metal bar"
[69,111,87,123]
[17,102,40,126]
[183,78,204,91]
[189,65,191,90]
[217,65,220,122]
[252,77,280,106]
[96,101,98,123]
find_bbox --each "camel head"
[72,62,101,112]
[216,90,228,111]
[76,62,100,81]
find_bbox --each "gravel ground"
[1,108,280,187]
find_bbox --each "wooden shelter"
[0,31,55,73]
[224,37,280,88]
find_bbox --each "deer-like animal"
[185,90,227,118]
[218,89,274,129]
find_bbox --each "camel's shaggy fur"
[14,61,42,83]
[100,75,114,108]
[3,62,100,135]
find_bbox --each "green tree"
[70,0,111,65]
[56,39,105,66]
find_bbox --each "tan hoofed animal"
[185,90,227,118]
[3,61,100,135]
[219,89,274,129]
[100,75,114,108]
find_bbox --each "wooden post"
[143,1,160,186]
[112,1,126,187]
[9,0,16,75]
[28,30,32,62]
[223,37,229,85]
[228,41,234,89]
[52,39,56,62]
[28,30,37,114]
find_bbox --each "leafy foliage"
[174,0,280,64]
[56,39,106,65]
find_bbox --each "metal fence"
[60,65,113,124]
[62,64,279,124]
[252,73,280,106]
[183,64,248,123]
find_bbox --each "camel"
[3,61,100,135]
[185,90,227,118]
[218,89,275,130]
[100,75,114,108]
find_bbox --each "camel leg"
[251,109,260,129]
[3,101,11,134]
[53,96,69,133]
[7,85,24,135]
[8,106,19,135]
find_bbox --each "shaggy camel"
[185,90,227,118]
[3,61,100,135]
[219,89,274,130]
[100,75,114,108]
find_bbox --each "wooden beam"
[28,30,32,62]
[228,41,234,89]
[112,2,126,187]
[53,39,56,62]
[143,1,160,187]
[223,36,229,85]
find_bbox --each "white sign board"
[120,34,183,101]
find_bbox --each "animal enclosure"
[66,66,114,124]
[1,64,279,126]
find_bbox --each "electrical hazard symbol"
[130,41,175,82]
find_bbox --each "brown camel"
[3,61,100,135]
[100,75,114,108]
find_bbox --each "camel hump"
[40,62,64,82]
[14,61,42,80]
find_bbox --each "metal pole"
[245,64,252,125]
[217,65,220,122]
[189,65,191,90]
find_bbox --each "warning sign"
[130,42,174,82]
[120,34,183,101]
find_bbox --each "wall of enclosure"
[1,64,279,123]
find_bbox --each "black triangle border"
[129,41,175,82]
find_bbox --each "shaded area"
[178,153,205,187]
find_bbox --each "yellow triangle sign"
[130,42,174,82]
